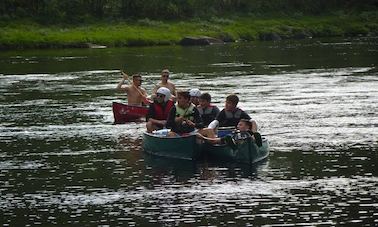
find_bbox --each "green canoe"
[143,132,203,160]
[203,136,269,164]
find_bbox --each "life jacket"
[225,108,242,119]
[198,105,217,125]
[153,100,174,120]
[219,108,244,127]
[175,104,195,121]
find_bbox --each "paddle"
[121,71,152,104]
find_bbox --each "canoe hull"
[112,102,148,124]
[204,137,269,164]
[143,132,203,160]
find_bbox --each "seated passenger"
[208,94,257,132]
[166,91,204,136]
[189,88,201,106]
[200,119,262,147]
[197,93,220,127]
[146,87,174,133]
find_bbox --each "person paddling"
[116,72,150,106]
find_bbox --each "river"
[1,37,377,226]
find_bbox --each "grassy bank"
[1,13,377,50]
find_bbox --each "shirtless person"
[152,69,176,100]
[116,72,150,106]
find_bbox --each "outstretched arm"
[117,71,129,92]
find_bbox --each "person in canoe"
[117,72,151,106]
[151,69,177,100]
[197,92,220,127]
[165,90,216,138]
[146,87,174,133]
[165,90,203,136]
[199,119,262,148]
[189,88,201,106]
[208,94,257,132]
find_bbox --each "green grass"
[0,14,377,49]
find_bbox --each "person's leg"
[198,128,216,138]
[167,131,178,137]
[197,128,220,144]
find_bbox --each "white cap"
[189,88,201,97]
[156,87,171,102]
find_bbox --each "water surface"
[0,37,377,226]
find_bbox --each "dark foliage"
[0,0,377,24]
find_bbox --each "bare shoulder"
[167,81,176,89]
[119,85,130,92]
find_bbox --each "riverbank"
[1,13,377,50]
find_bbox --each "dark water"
[1,37,377,226]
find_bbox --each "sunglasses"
[156,94,165,98]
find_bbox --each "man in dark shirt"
[210,94,257,132]
[197,93,220,126]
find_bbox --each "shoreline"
[1,14,377,50]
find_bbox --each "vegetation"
[0,0,377,49]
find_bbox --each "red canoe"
[112,102,148,124]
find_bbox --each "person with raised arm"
[116,71,150,106]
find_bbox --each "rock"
[259,32,282,41]
[219,33,235,43]
[179,36,224,46]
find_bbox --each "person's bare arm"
[117,72,129,92]
[140,88,152,105]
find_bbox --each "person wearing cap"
[152,69,176,100]
[189,88,201,106]
[117,72,150,106]
[146,87,174,133]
